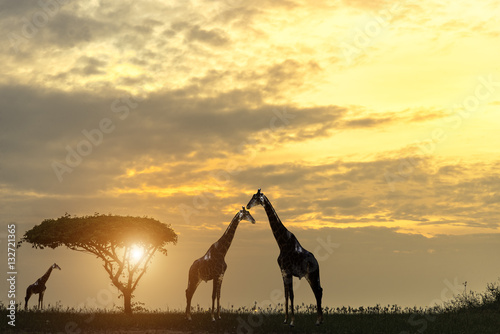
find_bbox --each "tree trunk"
[123,289,133,314]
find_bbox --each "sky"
[1,0,500,314]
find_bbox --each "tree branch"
[131,246,158,291]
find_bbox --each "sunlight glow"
[130,245,145,263]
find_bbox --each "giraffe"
[247,189,323,326]
[185,207,255,321]
[25,263,61,310]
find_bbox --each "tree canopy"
[19,213,178,313]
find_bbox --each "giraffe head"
[238,206,256,224]
[52,263,61,270]
[246,188,265,209]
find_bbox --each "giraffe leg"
[25,287,32,310]
[282,273,294,326]
[210,279,218,321]
[288,278,295,327]
[215,275,223,320]
[315,285,324,325]
[38,291,44,310]
[306,270,323,325]
[283,278,288,324]
[185,279,201,321]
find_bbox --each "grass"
[2,281,499,334]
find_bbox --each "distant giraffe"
[247,189,323,326]
[186,207,255,321]
[25,263,61,310]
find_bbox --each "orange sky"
[1,0,500,313]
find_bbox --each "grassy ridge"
[2,281,499,333]
[1,308,499,334]
[2,305,499,334]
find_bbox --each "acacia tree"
[19,213,178,314]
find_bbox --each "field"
[1,305,499,334]
[2,284,499,334]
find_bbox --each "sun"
[130,245,144,263]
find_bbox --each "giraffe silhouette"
[247,189,323,326]
[185,207,255,321]
[25,263,61,310]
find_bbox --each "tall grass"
[2,280,499,333]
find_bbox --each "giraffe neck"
[215,213,241,257]
[39,266,54,285]
[262,195,291,247]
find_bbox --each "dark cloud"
[1,2,170,55]
[1,78,497,233]
[0,0,47,17]
[45,12,101,47]
[225,157,500,230]
[72,56,108,75]
[186,25,230,46]
[344,117,393,128]
[0,82,345,194]
[214,5,261,29]
[167,21,231,47]
[341,108,450,129]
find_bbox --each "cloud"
[343,116,393,128]
[186,25,230,46]
[0,0,43,17]
[2,73,496,233]
[341,107,450,129]
[71,56,108,75]
[223,156,500,231]
[0,81,342,192]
